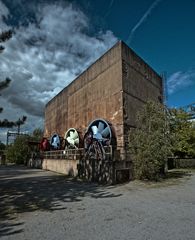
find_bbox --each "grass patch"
[131,169,194,189]
[165,169,192,179]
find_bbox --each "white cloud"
[0,1,117,141]
[0,0,9,29]
[167,70,195,94]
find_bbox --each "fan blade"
[101,126,110,137]
[91,125,98,135]
[98,121,104,132]
[67,136,74,145]
[70,130,78,140]
[69,131,74,139]
[74,138,79,145]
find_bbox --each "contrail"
[104,0,114,18]
[126,0,162,45]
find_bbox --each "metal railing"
[43,146,113,160]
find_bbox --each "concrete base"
[28,158,42,169]
[42,158,79,177]
[28,157,132,184]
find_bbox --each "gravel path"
[0,165,195,240]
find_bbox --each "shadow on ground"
[0,165,121,237]
[165,170,192,179]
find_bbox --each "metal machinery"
[41,119,116,182]
[40,137,50,151]
[77,118,116,182]
[64,128,80,149]
[50,133,61,150]
[84,118,114,161]
[42,119,115,164]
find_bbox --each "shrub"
[129,101,172,180]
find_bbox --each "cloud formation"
[0,0,9,29]
[167,70,195,95]
[0,1,117,140]
[127,0,162,44]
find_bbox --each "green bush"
[6,135,31,164]
[5,128,43,165]
[129,101,172,180]
[170,109,195,158]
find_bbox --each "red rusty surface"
[44,41,163,160]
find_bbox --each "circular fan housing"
[50,133,61,150]
[85,119,113,148]
[40,137,50,151]
[64,128,80,149]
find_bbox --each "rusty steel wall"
[121,42,163,155]
[44,41,163,161]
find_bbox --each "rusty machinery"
[41,118,115,160]
[64,128,80,149]
[50,133,61,150]
[40,137,50,151]
[84,118,114,161]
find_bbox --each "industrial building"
[44,41,163,183]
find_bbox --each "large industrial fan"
[64,128,80,149]
[50,133,61,150]
[40,137,50,151]
[85,118,112,146]
[84,118,114,160]
[82,118,114,183]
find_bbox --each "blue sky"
[0,0,195,141]
[82,0,195,107]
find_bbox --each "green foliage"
[170,109,195,158]
[0,142,6,150]
[6,135,31,164]
[0,31,12,113]
[5,128,44,164]
[0,30,27,129]
[129,101,172,180]
[0,30,12,53]
[0,116,27,128]
[32,128,44,141]
[0,141,6,158]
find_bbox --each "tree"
[0,30,13,125]
[0,30,12,52]
[0,142,6,164]
[0,116,27,128]
[0,30,12,115]
[170,109,195,158]
[129,101,172,180]
[0,30,27,128]
[0,141,6,151]
[0,78,11,113]
[32,128,44,141]
[6,135,31,164]
[6,128,44,164]
[15,116,27,133]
